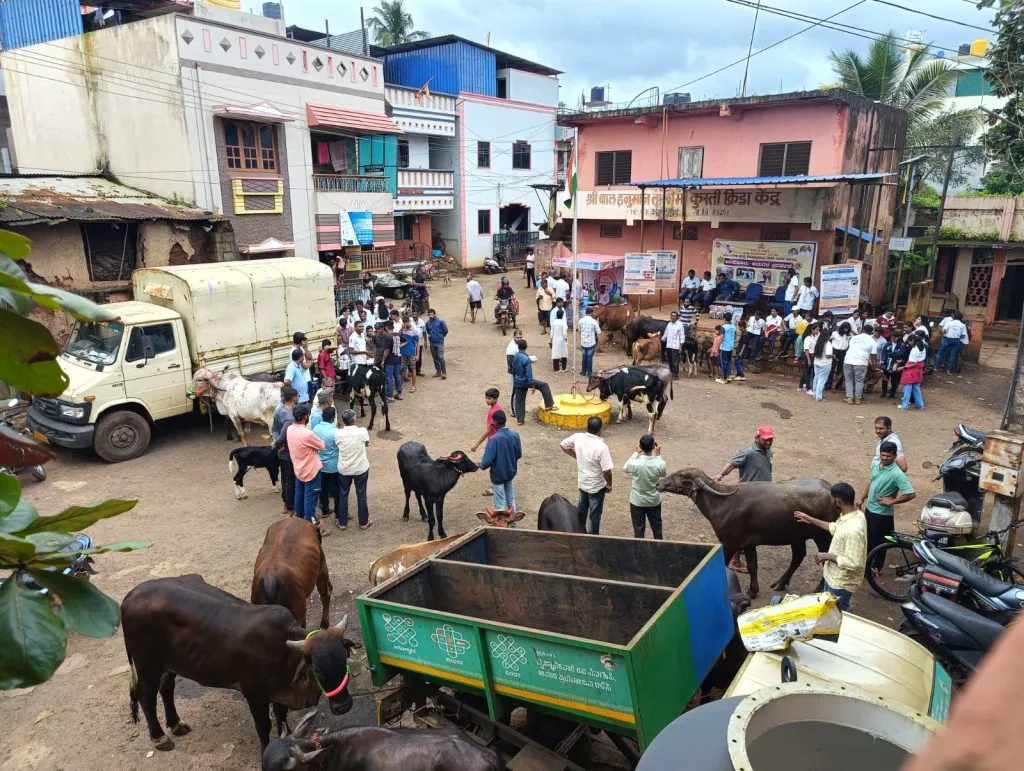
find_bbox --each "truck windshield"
[64,321,125,366]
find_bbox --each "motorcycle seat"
[928,547,1015,597]
[918,590,1005,648]
[957,424,986,444]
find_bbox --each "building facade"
[557,90,907,304]
[2,7,399,262]
[377,36,561,268]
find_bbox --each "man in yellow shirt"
[794,482,867,611]
[536,278,555,336]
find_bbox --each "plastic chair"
[767,285,787,312]
[743,282,763,304]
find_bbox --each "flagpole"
[571,129,580,380]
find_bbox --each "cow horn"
[286,639,307,653]
[291,709,318,739]
[335,614,348,635]
[299,749,326,764]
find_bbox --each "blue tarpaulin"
[836,225,882,244]
[634,173,893,187]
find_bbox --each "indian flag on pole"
[563,139,577,209]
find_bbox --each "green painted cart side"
[357,528,734,750]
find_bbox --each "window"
[758,141,811,177]
[82,223,139,281]
[600,223,623,238]
[394,215,414,242]
[477,141,491,168]
[496,77,507,99]
[760,226,792,241]
[477,209,491,235]
[125,323,176,363]
[231,178,285,215]
[673,223,699,240]
[397,139,410,169]
[933,247,957,294]
[678,146,704,178]
[595,150,632,186]
[512,141,531,170]
[224,120,277,172]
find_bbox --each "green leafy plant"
[978,1,1024,193]
[0,228,145,689]
[366,0,428,46]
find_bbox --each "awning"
[306,104,403,135]
[212,101,297,123]
[836,225,882,244]
[552,252,625,271]
[241,237,294,254]
[634,173,893,188]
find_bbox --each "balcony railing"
[397,169,455,191]
[313,174,388,194]
[385,85,457,113]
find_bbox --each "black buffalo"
[397,442,479,540]
[348,364,390,431]
[587,366,669,434]
[537,493,586,533]
[624,315,669,356]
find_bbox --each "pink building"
[558,90,907,305]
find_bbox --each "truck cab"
[29,302,191,462]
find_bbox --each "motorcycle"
[1,397,48,482]
[496,298,512,336]
[914,540,1024,623]
[0,533,96,592]
[951,423,985,452]
[900,582,1005,686]
[483,253,506,275]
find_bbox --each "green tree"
[0,229,146,689]
[366,0,429,46]
[909,108,985,190]
[978,0,1024,193]
[828,33,960,130]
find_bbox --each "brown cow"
[252,518,332,629]
[590,303,634,349]
[368,533,466,586]
[632,332,663,365]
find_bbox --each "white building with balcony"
[1,5,399,262]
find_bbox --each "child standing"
[709,325,724,379]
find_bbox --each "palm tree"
[828,33,959,130]
[366,0,429,47]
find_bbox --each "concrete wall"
[404,134,430,169]
[2,15,195,201]
[505,68,559,106]
[457,94,556,267]
[943,197,1024,242]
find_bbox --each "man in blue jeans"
[560,416,614,534]
[715,311,746,384]
[479,410,522,518]
[335,409,371,530]
[374,322,403,401]
[934,310,967,373]
[510,339,557,424]
[577,306,602,377]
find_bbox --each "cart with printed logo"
[357,527,733,768]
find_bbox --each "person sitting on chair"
[495,277,517,328]
[714,273,741,303]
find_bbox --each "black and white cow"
[348,365,391,432]
[587,366,670,434]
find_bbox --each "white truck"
[28,258,336,462]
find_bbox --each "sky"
[278,0,998,106]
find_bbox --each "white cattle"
[191,368,282,446]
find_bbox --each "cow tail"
[126,645,140,724]
[228,448,239,475]
[669,378,674,400]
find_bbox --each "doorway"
[997,264,1024,321]
[499,204,530,233]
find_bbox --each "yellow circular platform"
[537,393,612,430]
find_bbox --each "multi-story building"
[557,90,907,304]
[376,35,561,268]
[2,4,400,265]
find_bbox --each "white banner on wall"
[623,253,657,295]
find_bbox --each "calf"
[397,442,478,541]
[192,368,282,446]
[121,575,356,755]
[368,533,467,586]
[252,518,332,629]
[586,366,669,435]
[348,364,391,432]
[631,333,662,366]
[229,445,280,499]
[624,315,669,357]
[263,711,504,771]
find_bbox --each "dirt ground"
[0,278,1011,771]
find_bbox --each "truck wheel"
[94,411,151,463]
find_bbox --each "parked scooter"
[482,253,506,274]
[0,533,96,593]
[900,582,1005,686]
[0,397,48,482]
[915,541,1024,622]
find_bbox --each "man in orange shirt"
[286,403,327,532]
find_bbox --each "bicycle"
[865,522,1024,602]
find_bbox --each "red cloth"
[486,403,504,439]
[316,141,330,165]
[317,349,336,380]
[900,359,925,385]
[875,314,897,338]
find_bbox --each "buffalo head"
[262,710,320,770]
[439,450,479,474]
[658,467,737,498]
[285,615,358,717]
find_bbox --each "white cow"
[191,368,282,446]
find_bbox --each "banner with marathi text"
[651,250,679,290]
[710,239,817,294]
[623,253,657,295]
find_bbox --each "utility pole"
[926,143,958,277]
[740,1,762,97]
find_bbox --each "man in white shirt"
[784,269,800,315]
[334,409,371,530]
[873,416,908,472]
[796,277,819,313]
[411,310,428,376]
[938,310,953,335]
[348,321,368,367]
[778,310,801,357]
[524,247,536,289]
[679,269,702,303]
[560,417,614,534]
[743,311,766,360]
[466,275,484,323]
[697,271,716,309]
[552,274,570,302]
[844,323,875,405]
[661,310,686,379]
[935,311,967,373]
[577,306,602,377]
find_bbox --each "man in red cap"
[713,425,775,571]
